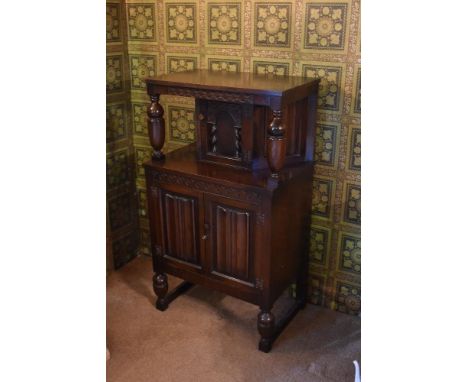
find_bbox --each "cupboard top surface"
[146,69,319,97]
[144,144,314,189]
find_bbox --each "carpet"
[107,256,360,382]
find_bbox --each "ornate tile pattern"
[106,149,130,189]
[139,228,151,254]
[311,178,333,218]
[302,64,343,112]
[309,226,330,265]
[107,2,139,274]
[335,281,360,315]
[166,55,198,73]
[354,67,361,113]
[127,4,156,41]
[308,274,325,305]
[207,57,241,72]
[252,60,290,76]
[339,232,361,274]
[114,0,361,314]
[254,2,292,48]
[166,3,197,44]
[314,122,338,167]
[135,146,152,179]
[106,3,121,42]
[106,55,123,93]
[112,232,138,269]
[207,2,241,45]
[106,103,127,144]
[108,193,133,231]
[138,188,147,218]
[168,106,195,143]
[129,55,156,90]
[303,2,347,50]
[343,182,361,225]
[132,102,148,136]
[349,127,361,171]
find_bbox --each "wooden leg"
[152,273,194,311]
[153,273,168,311]
[257,299,305,353]
[257,310,275,353]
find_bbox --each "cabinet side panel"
[270,164,314,301]
[285,97,308,157]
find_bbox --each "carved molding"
[167,87,254,104]
[153,172,261,204]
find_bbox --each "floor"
[107,256,360,382]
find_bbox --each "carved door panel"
[196,100,253,168]
[204,194,260,287]
[157,187,204,270]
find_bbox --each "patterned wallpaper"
[106,0,140,269]
[106,0,361,315]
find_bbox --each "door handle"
[202,223,209,240]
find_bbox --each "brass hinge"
[255,278,264,290]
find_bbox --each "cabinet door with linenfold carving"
[158,187,204,270]
[204,194,262,288]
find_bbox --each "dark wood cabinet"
[144,70,319,352]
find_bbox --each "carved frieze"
[152,172,261,204]
[167,87,254,104]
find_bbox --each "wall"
[106,0,361,315]
[106,0,140,269]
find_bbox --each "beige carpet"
[107,256,360,382]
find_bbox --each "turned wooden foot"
[153,273,168,311]
[257,310,275,353]
[152,273,194,312]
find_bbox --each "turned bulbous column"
[266,110,286,178]
[147,94,165,160]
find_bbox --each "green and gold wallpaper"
[107,0,140,269]
[106,0,361,315]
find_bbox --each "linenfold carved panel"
[213,205,251,281]
[162,191,200,266]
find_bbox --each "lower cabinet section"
[149,182,260,290]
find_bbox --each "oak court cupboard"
[144,69,319,352]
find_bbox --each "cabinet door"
[205,195,258,287]
[158,187,204,269]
